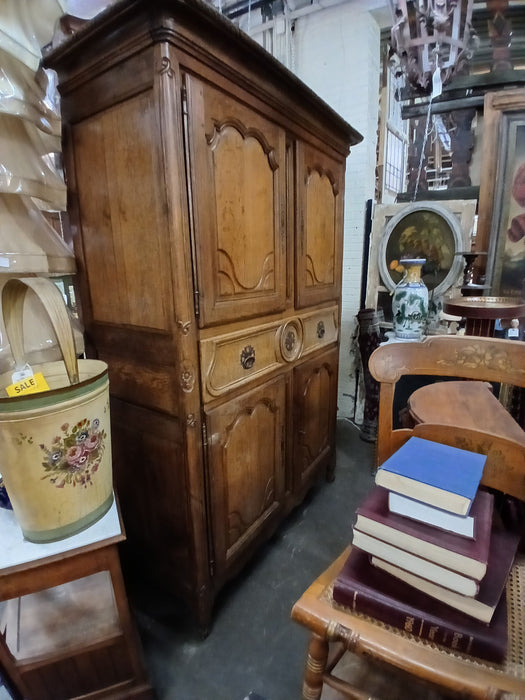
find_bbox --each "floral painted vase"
[392,258,429,339]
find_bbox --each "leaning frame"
[476,88,525,297]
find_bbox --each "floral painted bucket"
[0,277,113,542]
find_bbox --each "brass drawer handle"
[240,345,256,370]
[317,321,325,339]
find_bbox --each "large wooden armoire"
[44,0,362,627]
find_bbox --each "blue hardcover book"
[375,437,486,516]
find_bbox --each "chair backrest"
[369,335,525,502]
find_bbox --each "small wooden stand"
[0,498,153,700]
[443,296,525,336]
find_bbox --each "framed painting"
[365,200,476,313]
[477,89,525,298]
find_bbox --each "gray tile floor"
[131,419,378,700]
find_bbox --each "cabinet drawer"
[200,323,282,400]
[302,307,339,354]
[200,306,339,401]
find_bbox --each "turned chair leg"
[302,633,329,700]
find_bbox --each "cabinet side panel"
[71,91,171,331]
[110,398,197,598]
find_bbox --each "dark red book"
[332,547,509,664]
[370,526,520,623]
[354,486,493,580]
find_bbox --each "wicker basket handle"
[2,277,80,385]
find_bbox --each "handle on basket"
[2,277,80,385]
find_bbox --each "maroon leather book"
[354,486,493,579]
[370,526,520,623]
[332,547,509,664]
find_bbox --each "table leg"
[302,633,329,700]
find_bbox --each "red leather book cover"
[354,486,493,579]
[332,547,508,663]
[370,526,520,623]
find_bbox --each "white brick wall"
[249,2,382,423]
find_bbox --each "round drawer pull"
[240,345,256,370]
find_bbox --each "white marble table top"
[0,496,121,572]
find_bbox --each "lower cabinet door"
[205,375,287,579]
[293,345,338,492]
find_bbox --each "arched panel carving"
[223,399,279,547]
[184,73,287,326]
[305,168,337,288]
[210,124,276,296]
[294,347,338,487]
[206,379,286,572]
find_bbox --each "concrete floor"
[130,419,452,700]
[129,418,374,700]
[0,419,452,700]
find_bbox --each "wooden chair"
[291,335,525,699]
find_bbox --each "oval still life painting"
[379,202,464,297]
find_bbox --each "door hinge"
[201,418,208,448]
[200,416,215,579]
[193,288,200,318]
[181,76,200,321]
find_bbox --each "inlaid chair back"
[369,335,525,504]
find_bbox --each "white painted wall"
[246,1,383,422]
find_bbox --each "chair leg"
[302,633,329,700]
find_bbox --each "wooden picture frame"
[477,88,525,297]
[365,200,476,315]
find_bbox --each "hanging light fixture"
[389,0,478,94]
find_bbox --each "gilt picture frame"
[477,89,525,298]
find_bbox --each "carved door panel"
[184,73,287,327]
[295,142,345,308]
[293,346,338,491]
[205,377,286,578]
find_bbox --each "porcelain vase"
[392,258,428,339]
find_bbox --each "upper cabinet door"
[295,142,345,309]
[184,74,288,327]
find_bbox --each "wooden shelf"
[0,500,153,699]
[2,572,119,662]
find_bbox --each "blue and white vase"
[0,475,12,510]
[392,258,428,339]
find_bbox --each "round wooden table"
[443,296,525,336]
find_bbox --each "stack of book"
[333,436,521,663]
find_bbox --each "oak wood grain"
[44,0,361,627]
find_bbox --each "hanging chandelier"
[389,0,478,94]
